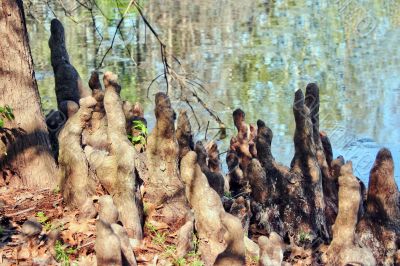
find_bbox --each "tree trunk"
[0,0,57,188]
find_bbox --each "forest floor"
[0,187,263,266]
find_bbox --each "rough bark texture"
[181,151,245,266]
[258,233,284,266]
[174,110,196,257]
[176,110,194,160]
[48,18,90,117]
[98,195,119,225]
[96,219,123,266]
[82,71,108,151]
[356,148,400,265]
[144,93,191,225]
[226,151,245,195]
[365,148,400,221]
[85,72,142,240]
[111,224,138,266]
[195,141,224,196]
[6,12,398,264]
[244,86,335,244]
[304,84,331,181]
[248,119,307,240]
[323,162,375,265]
[96,197,137,266]
[58,96,97,208]
[48,22,144,238]
[229,196,252,236]
[45,110,66,160]
[291,88,328,240]
[226,108,258,199]
[206,141,222,173]
[307,84,339,234]
[229,109,257,173]
[176,217,194,258]
[0,0,58,188]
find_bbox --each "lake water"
[25,0,399,184]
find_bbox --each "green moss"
[54,240,76,266]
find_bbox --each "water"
[25,0,400,184]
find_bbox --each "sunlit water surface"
[25,0,400,184]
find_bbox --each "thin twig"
[208,127,232,130]
[115,0,137,65]
[75,0,104,58]
[56,0,79,23]
[131,0,170,92]
[146,73,164,98]
[204,121,210,140]
[86,0,227,129]
[91,10,103,56]
[185,100,201,131]
[233,191,250,199]
[7,206,36,217]
[187,79,208,94]
[97,0,134,68]
[77,240,95,250]
[45,0,57,18]
[74,0,90,9]
[92,0,111,20]
[191,90,224,126]
[218,150,228,156]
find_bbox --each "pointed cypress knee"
[144,92,193,252]
[357,148,400,265]
[323,162,375,265]
[366,148,400,220]
[195,141,224,196]
[176,110,194,160]
[49,19,90,117]
[291,88,329,241]
[82,71,108,150]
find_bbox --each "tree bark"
[181,151,245,266]
[323,162,375,265]
[58,96,97,209]
[144,93,191,225]
[85,72,143,240]
[245,87,332,244]
[356,148,400,265]
[0,0,57,188]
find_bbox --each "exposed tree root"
[181,151,245,266]
[45,20,400,264]
[58,96,97,210]
[323,162,375,265]
[356,148,400,265]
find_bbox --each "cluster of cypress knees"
[46,18,399,265]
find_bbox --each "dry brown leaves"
[0,186,319,265]
[0,186,95,266]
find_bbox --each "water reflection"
[25,0,399,184]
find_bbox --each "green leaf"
[132,120,148,135]
[5,106,14,120]
[0,119,4,128]
[128,120,147,145]
[36,211,49,224]
[131,135,146,145]
[0,105,14,122]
